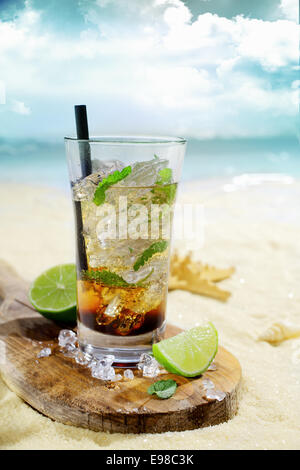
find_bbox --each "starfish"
[169,253,235,302]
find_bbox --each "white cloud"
[0,0,298,138]
[279,0,299,22]
[163,12,298,70]
[235,16,298,69]
[11,100,31,115]
[163,1,192,26]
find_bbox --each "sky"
[0,0,299,141]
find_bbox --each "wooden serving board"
[0,261,241,434]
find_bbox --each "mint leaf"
[152,167,177,205]
[156,167,172,185]
[133,241,168,271]
[82,268,153,288]
[93,166,132,206]
[152,184,177,205]
[148,379,177,399]
[83,270,130,287]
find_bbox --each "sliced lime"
[29,264,77,323]
[152,323,218,377]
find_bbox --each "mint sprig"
[83,270,130,287]
[148,379,177,399]
[82,268,153,288]
[133,241,168,271]
[93,166,132,206]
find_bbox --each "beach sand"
[0,179,300,450]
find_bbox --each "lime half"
[29,264,77,322]
[153,323,218,377]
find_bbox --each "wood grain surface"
[0,261,242,434]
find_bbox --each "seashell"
[258,321,300,345]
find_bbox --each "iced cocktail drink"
[65,137,186,364]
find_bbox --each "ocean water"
[0,137,299,190]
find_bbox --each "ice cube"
[113,312,144,336]
[91,354,115,378]
[91,361,116,381]
[86,236,155,273]
[72,173,101,201]
[58,330,77,350]
[137,353,153,369]
[207,362,217,371]
[87,358,98,369]
[100,355,115,367]
[121,265,153,284]
[138,353,160,377]
[105,295,122,318]
[91,360,100,377]
[74,350,92,366]
[112,373,123,382]
[96,302,122,327]
[73,161,125,201]
[205,390,226,402]
[37,347,51,358]
[92,159,124,174]
[120,158,168,187]
[123,369,134,380]
[134,276,166,314]
[202,378,215,390]
[143,361,160,378]
[100,366,115,381]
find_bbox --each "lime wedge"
[29,264,77,323]
[152,323,218,377]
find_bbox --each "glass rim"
[64,135,187,145]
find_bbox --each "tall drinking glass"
[65,136,186,364]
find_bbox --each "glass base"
[77,320,166,366]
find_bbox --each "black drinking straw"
[74,105,91,272]
[74,105,92,178]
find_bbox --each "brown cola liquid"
[77,279,166,336]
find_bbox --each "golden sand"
[0,181,299,450]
